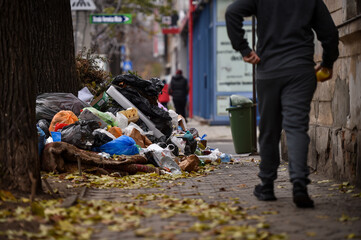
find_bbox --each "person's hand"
[315,65,333,82]
[243,51,260,64]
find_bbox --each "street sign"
[90,14,132,24]
[70,0,96,11]
[123,61,133,72]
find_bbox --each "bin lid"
[229,95,253,107]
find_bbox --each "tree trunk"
[31,0,79,95]
[0,1,41,192]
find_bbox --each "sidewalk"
[83,158,361,240]
[42,118,361,239]
[186,117,233,142]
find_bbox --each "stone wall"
[308,0,361,186]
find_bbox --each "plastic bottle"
[220,153,231,163]
[316,67,331,82]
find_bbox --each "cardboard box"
[91,92,109,110]
[119,107,139,123]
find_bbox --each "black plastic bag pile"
[36,93,90,121]
[112,74,172,137]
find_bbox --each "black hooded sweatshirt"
[225,0,339,79]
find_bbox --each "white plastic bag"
[168,110,178,129]
[123,122,145,136]
[78,87,94,104]
[116,112,129,129]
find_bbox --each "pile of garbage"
[36,73,231,176]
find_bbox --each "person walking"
[169,70,189,120]
[158,79,170,109]
[225,0,339,208]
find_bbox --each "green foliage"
[101,0,173,23]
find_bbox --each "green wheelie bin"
[226,95,253,154]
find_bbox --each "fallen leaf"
[0,190,16,201]
[306,231,316,237]
[134,227,153,237]
[347,233,356,239]
[351,193,361,198]
[317,180,331,184]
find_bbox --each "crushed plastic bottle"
[220,153,231,163]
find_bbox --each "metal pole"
[188,0,194,119]
[252,15,258,154]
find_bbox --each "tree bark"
[0,0,41,192]
[31,0,79,95]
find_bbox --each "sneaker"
[293,181,314,208]
[253,183,277,201]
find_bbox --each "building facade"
[308,0,361,186]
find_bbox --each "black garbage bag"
[92,130,114,148]
[184,138,197,156]
[36,93,90,121]
[37,119,50,138]
[112,85,172,137]
[144,151,160,167]
[112,74,164,97]
[135,119,149,133]
[60,120,99,150]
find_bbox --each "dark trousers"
[256,71,317,185]
[173,98,187,119]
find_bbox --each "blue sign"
[123,61,133,72]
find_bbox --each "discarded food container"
[226,95,254,154]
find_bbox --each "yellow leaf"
[351,193,361,198]
[347,233,356,239]
[134,227,153,237]
[0,190,16,201]
[306,232,316,237]
[31,202,45,218]
[317,180,331,184]
[256,222,270,229]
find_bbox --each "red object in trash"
[54,123,69,132]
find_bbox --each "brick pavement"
[76,156,361,240]
[55,119,361,239]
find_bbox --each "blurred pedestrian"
[158,79,170,109]
[226,0,339,208]
[169,70,189,121]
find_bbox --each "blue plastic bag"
[95,135,139,155]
